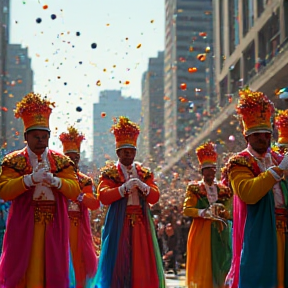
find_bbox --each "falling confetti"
[150,20,154,23]
[199,32,207,37]
[136,43,142,49]
[51,14,57,20]
[36,18,42,24]
[197,54,206,62]
[43,5,48,9]
[76,31,80,36]
[96,80,101,86]
[91,43,97,49]
[188,67,197,73]
[76,106,82,112]
[101,112,106,118]
[180,83,187,91]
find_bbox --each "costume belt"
[32,200,56,223]
[68,210,82,226]
[126,205,143,227]
[275,208,288,221]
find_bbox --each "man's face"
[247,132,271,154]
[65,152,80,168]
[165,223,174,237]
[25,130,50,155]
[117,148,136,166]
[202,167,216,185]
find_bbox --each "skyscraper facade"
[214,0,288,107]
[93,90,141,167]
[5,44,33,151]
[0,0,10,147]
[164,0,214,159]
[141,51,164,167]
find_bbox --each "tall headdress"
[14,92,55,132]
[111,116,140,150]
[236,88,274,136]
[275,109,288,146]
[196,142,217,169]
[59,126,85,154]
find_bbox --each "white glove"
[42,172,62,189]
[278,154,288,170]
[23,168,48,188]
[32,168,48,183]
[199,207,212,218]
[132,178,150,196]
[118,178,139,197]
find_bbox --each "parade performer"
[59,126,99,288]
[273,109,288,155]
[183,142,232,288]
[224,88,288,288]
[0,93,80,288]
[95,116,165,288]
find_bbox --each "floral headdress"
[14,92,55,132]
[111,116,140,150]
[59,126,85,153]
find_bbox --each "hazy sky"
[9,0,165,157]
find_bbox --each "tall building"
[164,0,214,159]
[93,90,141,167]
[141,51,165,167]
[0,0,9,147]
[4,44,33,151]
[214,0,288,107]
[161,0,288,174]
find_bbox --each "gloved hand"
[32,168,48,184]
[131,178,150,195]
[23,168,48,188]
[278,154,288,170]
[118,178,139,197]
[199,207,212,218]
[42,173,62,189]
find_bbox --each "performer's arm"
[56,166,81,200]
[81,184,100,210]
[183,190,200,218]
[229,166,277,204]
[98,178,123,205]
[144,177,160,205]
[0,167,28,201]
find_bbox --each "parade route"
[165,270,186,288]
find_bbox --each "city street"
[165,270,186,288]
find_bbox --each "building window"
[243,0,254,37]
[219,0,225,69]
[243,41,255,84]
[284,0,288,40]
[229,0,239,55]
